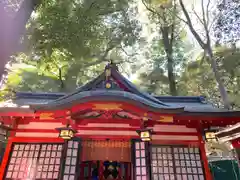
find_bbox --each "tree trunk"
[161,26,178,96]
[206,46,230,109]
[178,0,230,109]
[167,55,177,96]
[0,0,41,85]
[0,3,11,86]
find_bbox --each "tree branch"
[173,24,186,40]
[201,0,211,46]
[208,9,222,31]
[117,45,138,57]
[83,40,118,68]
[206,0,211,27]
[169,1,177,47]
[58,67,64,89]
[141,0,160,17]
[165,7,189,25]
[178,0,205,49]
[85,0,98,13]
[191,6,204,25]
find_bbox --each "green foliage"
[137,38,189,95]
[26,0,140,60]
[179,47,240,109]
[0,0,142,100]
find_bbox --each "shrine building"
[0,63,240,180]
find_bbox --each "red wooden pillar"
[79,163,83,180]
[99,160,104,179]
[127,162,131,180]
[118,163,122,180]
[0,138,13,180]
[125,163,129,180]
[198,133,212,180]
[88,161,92,180]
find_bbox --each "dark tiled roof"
[30,90,185,112]
[14,91,211,109]
[22,65,185,111]
[10,64,239,115]
[53,69,168,107]
[13,92,240,115]
[15,92,208,104]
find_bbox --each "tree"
[214,0,240,45]
[141,0,185,95]
[179,46,240,109]
[136,36,190,96]
[0,51,107,101]
[0,0,41,84]
[25,0,140,62]
[0,0,142,99]
[178,0,231,109]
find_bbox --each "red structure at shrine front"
[0,63,240,180]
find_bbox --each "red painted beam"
[15,129,59,133]
[151,140,199,146]
[8,137,64,143]
[15,127,198,137]
[76,135,138,140]
[75,118,141,126]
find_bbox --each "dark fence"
[209,160,240,180]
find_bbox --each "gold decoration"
[205,132,215,139]
[39,113,54,120]
[109,165,114,170]
[121,141,124,160]
[56,126,76,140]
[205,132,217,142]
[158,116,173,123]
[93,103,122,111]
[142,113,149,121]
[105,69,111,77]
[106,83,111,88]
[142,117,148,121]
[137,128,153,141]
[141,131,150,139]
[81,140,131,148]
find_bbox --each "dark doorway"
[79,161,131,180]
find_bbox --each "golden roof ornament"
[105,68,111,78]
[105,60,113,79]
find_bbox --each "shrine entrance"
[79,140,132,180]
[79,161,131,180]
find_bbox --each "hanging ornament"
[121,141,124,160]
[90,140,93,159]
[106,143,109,160]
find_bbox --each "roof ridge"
[47,64,172,107]
[154,96,208,103]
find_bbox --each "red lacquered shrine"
[0,63,240,180]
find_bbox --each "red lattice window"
[151,146,205,180]
[5,143,63,180]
